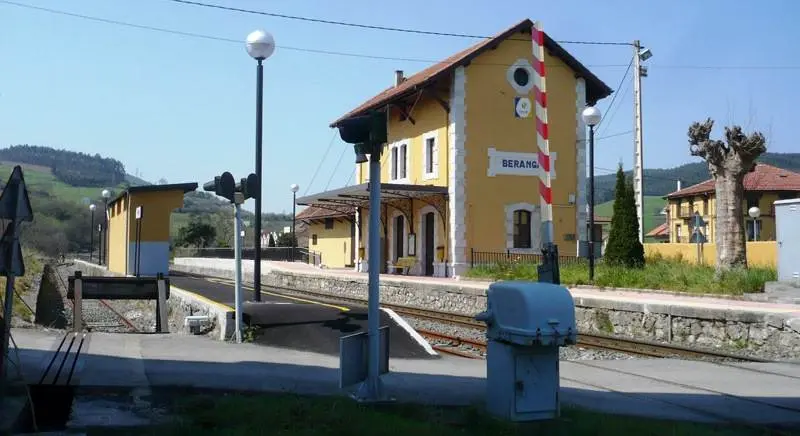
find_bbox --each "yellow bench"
[388,256,417,275]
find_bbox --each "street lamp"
[246,29,276,302]
[748,206,761,241]
[101,189,111,266]
[89,204,96,263]
[290,183,299,261]
[581,105,602,282]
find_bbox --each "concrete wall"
[127,241,170,276]
[645,241,777,268]
[172,257,800,359]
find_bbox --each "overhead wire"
[597,71,632,138]
[303,130,337,196]
[596,55,633,133]
[324,146,347,191]
[3,1,798,70]
[165,0,631,45]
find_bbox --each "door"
[394,215,404,260]
[777,201,800,281]
[424,212,435,276]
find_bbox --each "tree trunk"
[715,173,748,273]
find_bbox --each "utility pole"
[632,40,651,243]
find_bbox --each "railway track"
[185,272,769,363]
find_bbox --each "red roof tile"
[646,222,669,237]
[296,205,353,221]
[330,19,612,127]
[666,163,800,199]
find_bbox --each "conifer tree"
[604,164,645,267]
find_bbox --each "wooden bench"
[387,257,417,275]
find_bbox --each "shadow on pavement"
[10,344,800,432]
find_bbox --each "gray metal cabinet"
[775,199,800,282]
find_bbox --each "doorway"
[423,212,435,276]
[394,215,405,260]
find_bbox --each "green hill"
[0,145,292,257]
[594,195,667,242]
[591,152,800,204]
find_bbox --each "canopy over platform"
[296,183,448,223]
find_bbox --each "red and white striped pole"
[532,20,554,247]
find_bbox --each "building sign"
[514,97,532,118]
[487,147,558,178]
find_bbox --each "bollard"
[73,271,82,333]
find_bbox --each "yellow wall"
[128,191,184,242]
[106,189,186,275]
[356,95,449,187]
[308,218,353,268]
[108,196,129,275]
[463,30,579,255]
[644,241,777,268]
[668,192,796,243]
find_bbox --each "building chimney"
[394,70,405,87]
[677,180,682,191]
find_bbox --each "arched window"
[513,210,532,248]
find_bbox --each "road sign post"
[135,206,143,277]
[0,166,33,387]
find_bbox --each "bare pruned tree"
[688,118,766,273]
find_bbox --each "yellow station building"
[107,183,198,276]
[296,19,612,277]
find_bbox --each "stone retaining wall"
[67,260,233,341]
[172,258,800,360]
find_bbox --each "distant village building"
[664,163,800,243]
[294,19,612,277]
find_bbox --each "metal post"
[754,219,759,241]
[588,125,596,282]
[253,59,264,302]
[292,191,296,262]
[90,209,95,263]
[356,148,385,401]
[0,273,15,383]
[234,202,244,343]
[633,40,645,243]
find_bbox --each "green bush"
[604,164,645,268]
[466,256,775,295]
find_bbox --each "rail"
[176,271,766,362]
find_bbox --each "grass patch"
[466,257,776,295]
[84,391,769,436]
[0,253,43,321]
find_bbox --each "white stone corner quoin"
[448,66,468,277]
[575,77,588,243]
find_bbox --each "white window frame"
[389,140,410,184]
[505,203,540,253]
[422,130,439,180]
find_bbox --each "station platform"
[10,328,800,427]
[169,275,436,359]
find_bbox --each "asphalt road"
[169,274,436,359]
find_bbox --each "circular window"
[513,67,530,87]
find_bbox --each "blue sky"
[1,0,798,213]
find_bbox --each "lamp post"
[246,29,276,302]
[101,189,111,266]
[290,183,299,261]
[581,106,602,282]
[89,204,96,263]
[748,206,761,241]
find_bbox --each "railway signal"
[202,170,259,344]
